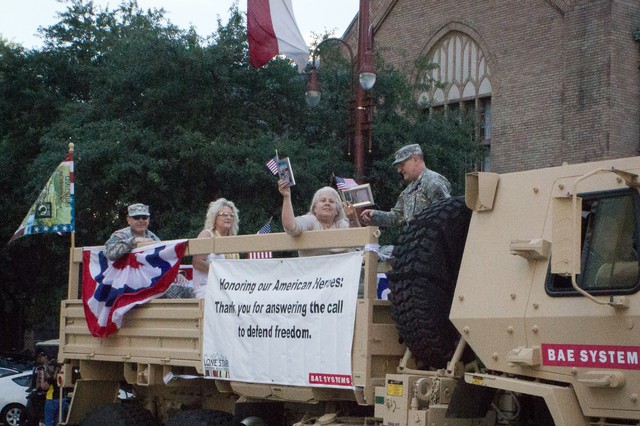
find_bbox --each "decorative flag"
[248,218,273,259]
[10,150,74,242]
[82,240,188,338]
[247,0,309,72]
[336,176,358,191]
[266,157,279,175]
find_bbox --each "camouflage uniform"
[369,168,451,227]
[104,226,160,261]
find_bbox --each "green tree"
[0,0,480,352]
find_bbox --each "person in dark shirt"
[22,351,49,425]
[44,359,69,426]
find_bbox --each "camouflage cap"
[392,144,423,166]
[128,203,150,217]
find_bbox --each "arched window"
[418,31,492,171]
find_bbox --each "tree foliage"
[0,0,480,352]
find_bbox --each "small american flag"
[248,218,273,259]
[266,157,278,175]
[335,176,358,191]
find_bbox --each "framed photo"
[277,157,296,187]
[340,183,374,208]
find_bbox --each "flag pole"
[69,143,75,249]
[275,149,279,162]
[67,142,79,299]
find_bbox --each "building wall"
[606,1,640,159]
[345,0,640,172]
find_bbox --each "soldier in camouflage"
[360,144,451,228]
[104,203,160,261]
[103,203,194,298]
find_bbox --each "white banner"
[202,251,362,388]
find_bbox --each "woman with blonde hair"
[192,198,240,298]
[278,180,360,257]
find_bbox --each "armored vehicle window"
[547,189,640,295]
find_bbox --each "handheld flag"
[82,240,188,337]
[335,176,358,191]
[10,147,75,242]
[248,218,273,259]
[247,0,309,72]
[266,157,279,175]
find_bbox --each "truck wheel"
[387,196,472,369]
[165,409,234,426]
[80,403,159,426]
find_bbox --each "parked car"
[0,369,18,380]
[0,356,33,373]
[0,370,31,426]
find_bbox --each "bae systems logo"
[308,373,353,386]
[203,353,230,378]
[542,343,640,370]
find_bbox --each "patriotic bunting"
[82,240,188,337]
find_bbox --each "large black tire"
[80,403,159,426]
[387,196,472,369]
[165,409,234,426]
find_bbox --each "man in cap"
[103,203,194,298]
[360,143,451,228]
[104,203,160,261]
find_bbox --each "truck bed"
[60,227,404,405]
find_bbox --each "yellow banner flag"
[10,150,74,242]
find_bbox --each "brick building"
[343,0,640,173]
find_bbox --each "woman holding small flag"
[278,179,360,257]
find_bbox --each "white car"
[0,370,31,426]
[0,369,18,379]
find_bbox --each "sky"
[1,0,359,49]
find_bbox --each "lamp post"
[305,38,355,108]
[305,0,375,180]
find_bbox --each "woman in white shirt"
[278,180,360,256]
[192,198,240,298]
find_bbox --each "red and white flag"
[82,240,188,338]
[335,176,358,191]
[266,156,279,175]
[247,0,309,72]
[248,218,273,259]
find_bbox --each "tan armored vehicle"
[58,155,640,425]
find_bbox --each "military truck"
[58,155,640,425]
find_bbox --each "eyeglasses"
[131,215,149,221]
[217,212,235,218]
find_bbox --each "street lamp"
[304,38,355,108]
[357,1,376,91]
[305,0,376,180]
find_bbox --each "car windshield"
[12,373,32,387]
[0,367,18,378]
